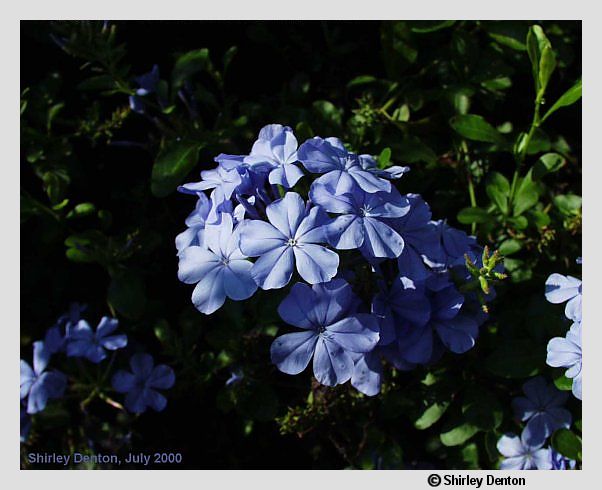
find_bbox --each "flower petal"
[271,331,318,375]
[239,220,286,256]
[129,353,154,378]
[312,338,354,386]
[293,244,339,285]
[177,246,221,284]
[112,370,136,393]
[327,314,379,353]
[191,266,227,314]
[362,218,404,258]
[251,245,295,290]
[266,192,306,238]
[223,259,257,300]
[148,365,176,390]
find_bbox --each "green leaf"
[457,207,491,225]
[151,140,202,198]
[347,75,377,89]
[449,114,505,144]
[513,175,539,216]
[551,429,582,461]
[542,79,582,122]
[415,402,450,430]
[295,121,314,142]
[533,153,565,180]
[312,100,343,128]
[486,172,510,214]
[486,340,543,378]
[222,46,238,74]
[499,238,522,256]
[526,25,556,95]
[67,202,96,219]
[554,194,582,216]
[553,373,574,392]
[108,271,146,320]
[377,148,392,169]
[486,22,528,51]
[440,422,480,447]
[462,389,503,432]
[172,48,213,88]
[409,20,455,33]
[395,136,436,166]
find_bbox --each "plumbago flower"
[547,321,582,400]
[270,280,379,386]
[497,432,552,470]
[21,341,67,414]
[176,124,497,395]
[512,376,571,445]
[178,213,257,314]
[544,266,582,400]
[112,353,175,414]
[239,192,339,289]
[66,317,128,363]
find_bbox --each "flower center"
[360,205,372,217]
[287,238,298,247]
[317,325,327,334]
[220,257,230,266]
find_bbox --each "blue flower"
[239,192,339,289]
[270,279,379,386]
[391,285,477,365]
[426,220,476,269]
[350,350,383,396]
[550,449,576,470]
[390,194,441,283]
[358,154,410,180]
[66,317,128,363]
[225,369,244,387]
[547,321,582,400]
[497,431,552,470]
[545,273,582,322]
[112,353,175,414]
[178,213,257,314]
[372,278,431,345]
[512,376,571,446]
[243,124,304,188]
[175,193,212,254]
[134,65,160,96]
[310,182,409,258]
[298,137,395,194]
[20,341,67,414]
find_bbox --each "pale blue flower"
[66,317,127,363]
[497,432,552,470]
[271,280,379,386]
[239,192,339,289]
[545,273,582,322]
[547,321,582,400]
[178,213,257,314]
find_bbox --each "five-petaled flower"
[66,316,128,363]
[547,321,582,400]
[239,192,339,289]
[112,353,176,414]
[545,273,582,322]
[497,431,552,470]
[270,279,379,386]
[511,376,571,446]
[20,341,67,414]
[178,213,257,314]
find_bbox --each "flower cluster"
[544,262,582,400]
[497,376,575,470]
[177,124,497,395]
[20,304,175,442]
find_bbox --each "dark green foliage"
[21,20,581,469]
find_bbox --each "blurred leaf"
[222,46,238,74]
[513,175,539,216]
[395,136,436,166]
[440,421,479,447]
[347,75,377,89]
[377,147,391,169]
[462,389,503,432]
[542,79,582,122]
[151,139,202,197]
[486,22,528,51]
[295,121,314,142]
[532,153,565,180]
[450,114,505,144]
[553,373,573,392]
[415,402,450,430]
[499,238,522,256]
[486,172,510,214]
[67,202,96,219]
[312,100,343,128]
[409,20,455,33]
[551,429,581,461]
[554,194,582,216]
[172,48,213,88]
[457,207,491,224]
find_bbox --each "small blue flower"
[550,448,576,470]
[20,341,67,414]
[134,65,160,96]
[178,213,257,314]
[547,321,582,400]
[239,192,339,289]
[66,317,128,363]
[225,369,244,387]
[310,181,409,258]
[497,431,552,470]
[298,137,395,195]
[112,353,175,414]
[512,376,571,446]
[270,279,379,386]
[244,124,304,188]
[545,273,582,322]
